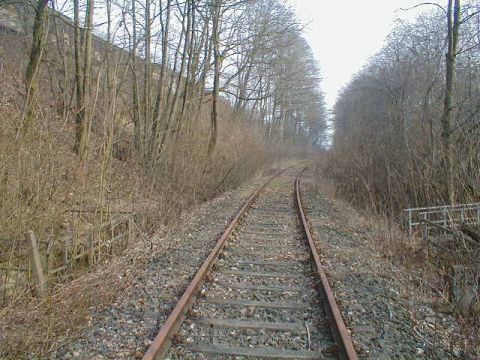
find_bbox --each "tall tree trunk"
[143,0,152,164]
[194,16,212,121]
[208,0,222,155]
[179,0,195,123]
[51,0,69,116]
[151,0,171,161]
[441,0,461,204]
[106,0,113,94]
[158,1,190,157]
[131,0,141,152]
[73,0,84,153]
[74,0,94,159]
[80,0,95,158]
[23,0,49,131]
[173,0,194,142]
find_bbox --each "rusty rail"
[143,167,291,360]
[295,167,358,360]
[143,166,358,359]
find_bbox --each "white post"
[408,210,412,236]
[443,209,447,235]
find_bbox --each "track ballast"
[144,168,358,360]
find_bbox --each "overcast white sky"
[287,0,443,110]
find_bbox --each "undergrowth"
[310,155,480,357]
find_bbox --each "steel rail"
[143,167,292,360]
[295,167,359,360]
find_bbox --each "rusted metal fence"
[0,210,139,303]
[405,203,480,239]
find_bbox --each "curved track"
[144,167,358,360]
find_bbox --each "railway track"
[144,168,358,360]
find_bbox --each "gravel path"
[300,170,477,359]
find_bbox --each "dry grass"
[0,259,126,358]
[0,66,159,252]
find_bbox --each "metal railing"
[1,210,138,303]
[405,203,480,238]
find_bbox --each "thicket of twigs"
[330,3,479,215]
[328,2,479,321]
[0,0,326,302]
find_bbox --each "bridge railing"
[404,203,480,239]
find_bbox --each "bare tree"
[442,0,461,204]
[23,0,50,131]
[74,0,95,159]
